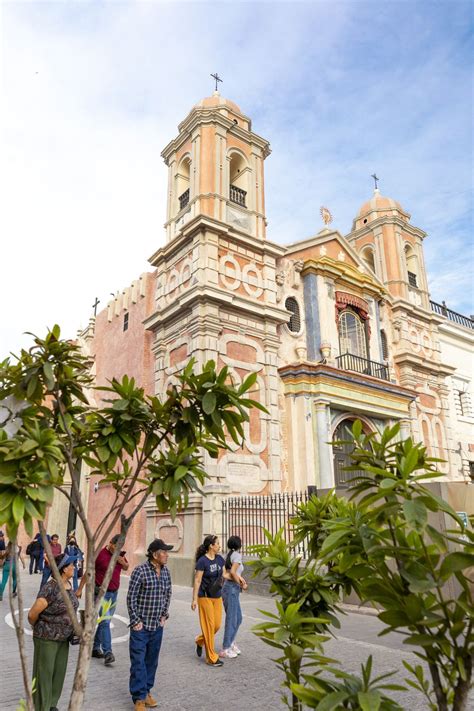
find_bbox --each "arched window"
[361,246,376,274]
[405,244,419,288]
[338,309,367,358]
[380,329,389,360]
[229,151,248,207]
[285,297,301,333]
[176,156,191,211]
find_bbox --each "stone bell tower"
[161,91,269,243]
[144,92,289,555]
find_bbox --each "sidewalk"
[0,568,438,710]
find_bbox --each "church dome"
[194,92,242,115]
[353,189,410,230]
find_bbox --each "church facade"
[75,93,473,567]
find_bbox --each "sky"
[1,0,473,356]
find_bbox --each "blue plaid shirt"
[126,561,172,631]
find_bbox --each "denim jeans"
[0,561,17,598]
[129,626,163,702]
[222,581,242,649]
[93,590,118,655]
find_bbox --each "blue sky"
[1,0,473,354]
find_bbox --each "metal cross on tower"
[92,297,100,316]
[210,72,223,91]
[371,173,380,190]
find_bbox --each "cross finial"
[210,72,223,92]
[92,297,100,316]
[371,173,380,190]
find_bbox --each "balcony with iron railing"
[430,300,474,330]
[178,188,189,211]
[336,352,389,381]
[229,184,247,207]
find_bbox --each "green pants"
[32,637,69,711]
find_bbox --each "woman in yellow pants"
[192,535,226,667]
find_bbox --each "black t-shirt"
[195,555,225,598]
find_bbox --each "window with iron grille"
[408,271,418,288]
[338,309,367,358]
[285,297,301,333]
[123,312,129,332]
[380,329,389,360]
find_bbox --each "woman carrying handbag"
[191,534,227,667]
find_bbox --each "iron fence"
[222,491,313,559]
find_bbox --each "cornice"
[149,214,286,267]
[161,110,270,164]
[390,299,445,326]
[346,216,427,242]
[393,351,456,377]
[278,362,416,400]
[143,284,289,332]
[301,257,386,299]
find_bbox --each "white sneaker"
[231,642,241,655]
[219,648,238,659]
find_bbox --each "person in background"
[0,540,26,601]
[192,534,227,667]
[127,538,173,710]
[34,532,45,573]
[28,553,79,711]
[27,537,42,575]
[40,534,62,588]
[219,535,247,659]
[0,530,5,553]
[77,533,129,666]
[64,533,83,592]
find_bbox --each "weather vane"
[320,206,333,226]
[211,72,223,92]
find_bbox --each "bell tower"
[145,93,288,553]
[161,91,270,243]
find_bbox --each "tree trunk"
[453,654,472,710]
[67,633,93,710]
[429,663,448,711]
[10,547,34,711]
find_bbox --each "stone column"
[314,399,333,489]
[303,272,321,360]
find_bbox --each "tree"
[251,423,473,710]
[0,325,264,710]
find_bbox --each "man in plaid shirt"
[127,538,173,710]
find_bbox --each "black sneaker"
[208,659,224,667]
[104,652,115,666]
[196,643,203,658]
[92,649,104,659]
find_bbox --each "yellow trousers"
[196,597,222,664]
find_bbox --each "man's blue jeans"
[129,626,163,702]
[93,590,118,655]
[222,581,242,649]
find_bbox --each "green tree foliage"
[251,423,473,710]
[0,326,263,710]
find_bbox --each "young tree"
[0,326,264,710]
[251,424,473,710]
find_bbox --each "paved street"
[0,570,445,710]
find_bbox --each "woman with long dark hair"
[28,553,79,711]
[191,534,226,667]
[219,535,247,658]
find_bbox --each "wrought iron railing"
[336,353,389,380]
[229,184,247,207]
[430,300,474,330]
[222,491,313,559]
[179,188,189,211]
